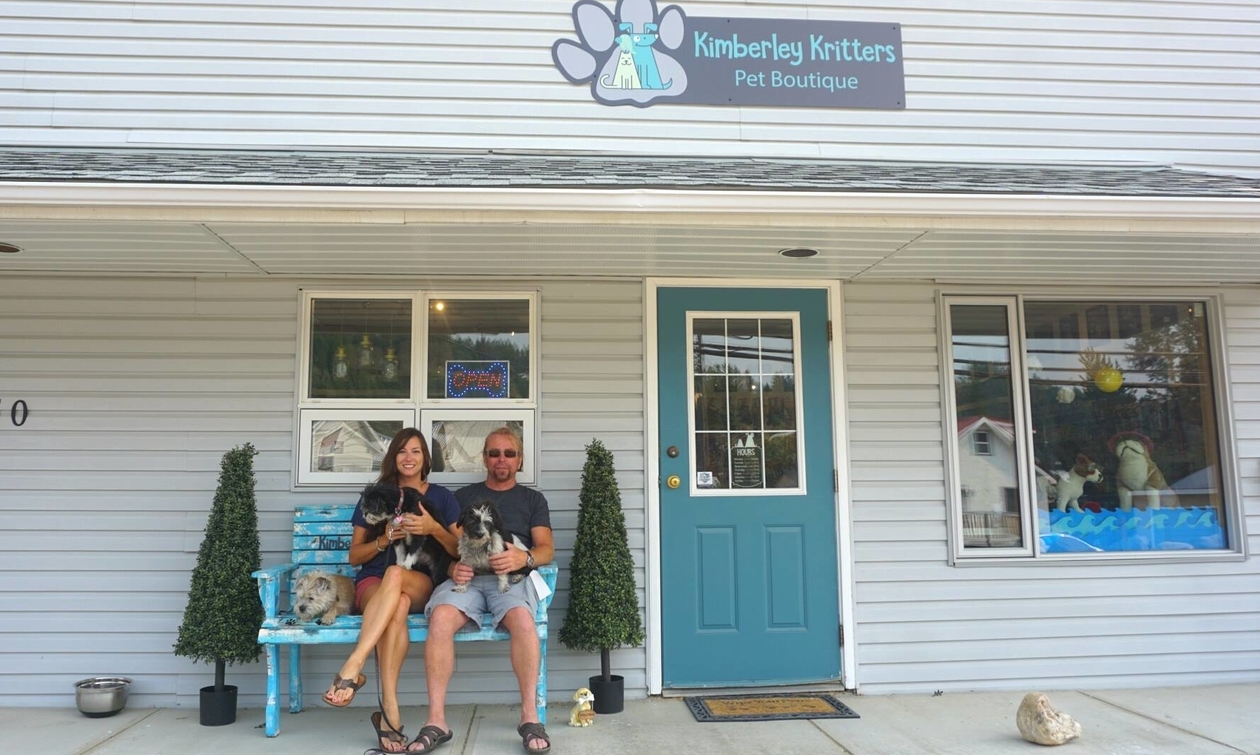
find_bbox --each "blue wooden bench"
[252,503,557,737]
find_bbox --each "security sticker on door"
[696,471,715,488]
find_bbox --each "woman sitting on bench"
[322,428,460,754]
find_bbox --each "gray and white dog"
[293,571,355,625]
[455,501,531,594]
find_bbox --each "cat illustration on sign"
[600,35,641,89]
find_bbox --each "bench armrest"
[535,564,559,619]
[253,563,300,618]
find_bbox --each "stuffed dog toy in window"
[1109,432,1179,511]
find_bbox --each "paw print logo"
[552,0,688,107]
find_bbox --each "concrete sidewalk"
[9,684,1257,755]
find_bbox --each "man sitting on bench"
[413,427,554,754]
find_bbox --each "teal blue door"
[658,287,840,688]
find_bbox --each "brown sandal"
[517,722,551,754]
[321,673,366,707]
[370,711,408,753]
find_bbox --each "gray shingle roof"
[2,147,1259,198]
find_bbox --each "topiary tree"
[174,443,263,695]
[560,439,644,684]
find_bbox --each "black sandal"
[370,711,408,754]
[517,722,551,754]
[406,725,452,753]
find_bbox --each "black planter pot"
[588,674,624,714]
[199,684,238,726]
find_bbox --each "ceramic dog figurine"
[569,687,595,727]
[1054,454,1103,512]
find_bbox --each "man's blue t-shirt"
[351,482,459,584]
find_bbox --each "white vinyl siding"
[843,282,1260,694]
[0,275,646,708]
[0,1,1257,174]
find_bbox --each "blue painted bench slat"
[252,503,557,737]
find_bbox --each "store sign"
[552,1,904,109]
[446,361,509,399]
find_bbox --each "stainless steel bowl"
[75,677,132,718]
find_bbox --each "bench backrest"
[291,503,358,580]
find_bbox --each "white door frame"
[643,277,856,693]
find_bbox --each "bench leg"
[264,644,281,737]
[536,632,547,726]
[289,644,303,713]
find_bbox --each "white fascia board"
[1,182,1258,226]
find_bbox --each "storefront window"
[1025,302,1226,553]
[944,296,1232,559]
[298,291,537,487]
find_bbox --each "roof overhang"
[1,148,1257,281]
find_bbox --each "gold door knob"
[666,475,681,489]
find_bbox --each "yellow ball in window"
[1094,367,1123,393]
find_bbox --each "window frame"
[295,407,418,486]
[939,291,1246,564]
[419,408,537,487]
[295,289,540,490]
[421,291,538,406]
[686,310,808,497]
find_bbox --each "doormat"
[683,693,859,722]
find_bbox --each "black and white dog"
[455,500,532,594]
[359,483,451,579]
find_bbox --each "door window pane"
[691,316,802,492]
[950,304,1024,548]
[1025,302,1227,552]
[309,298,412,399]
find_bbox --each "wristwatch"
[525,550,535,569]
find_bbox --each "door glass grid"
[692,316,801,492]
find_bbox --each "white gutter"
[1,182,1258,224]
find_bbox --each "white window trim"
[939,290,1248,564]
[972,430,992,456]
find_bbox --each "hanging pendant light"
[383,347,400,383]
[357,334,376,369]
[332,346,350,381]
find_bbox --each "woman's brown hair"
[377,427,432,484]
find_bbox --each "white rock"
[1016,692,1082,746]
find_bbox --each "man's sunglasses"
[485,449,519,458]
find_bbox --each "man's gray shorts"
[426,574,538,630]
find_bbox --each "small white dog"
[293,571,355,625]
[569,687,595,727]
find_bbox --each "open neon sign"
[446,361,510,399]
